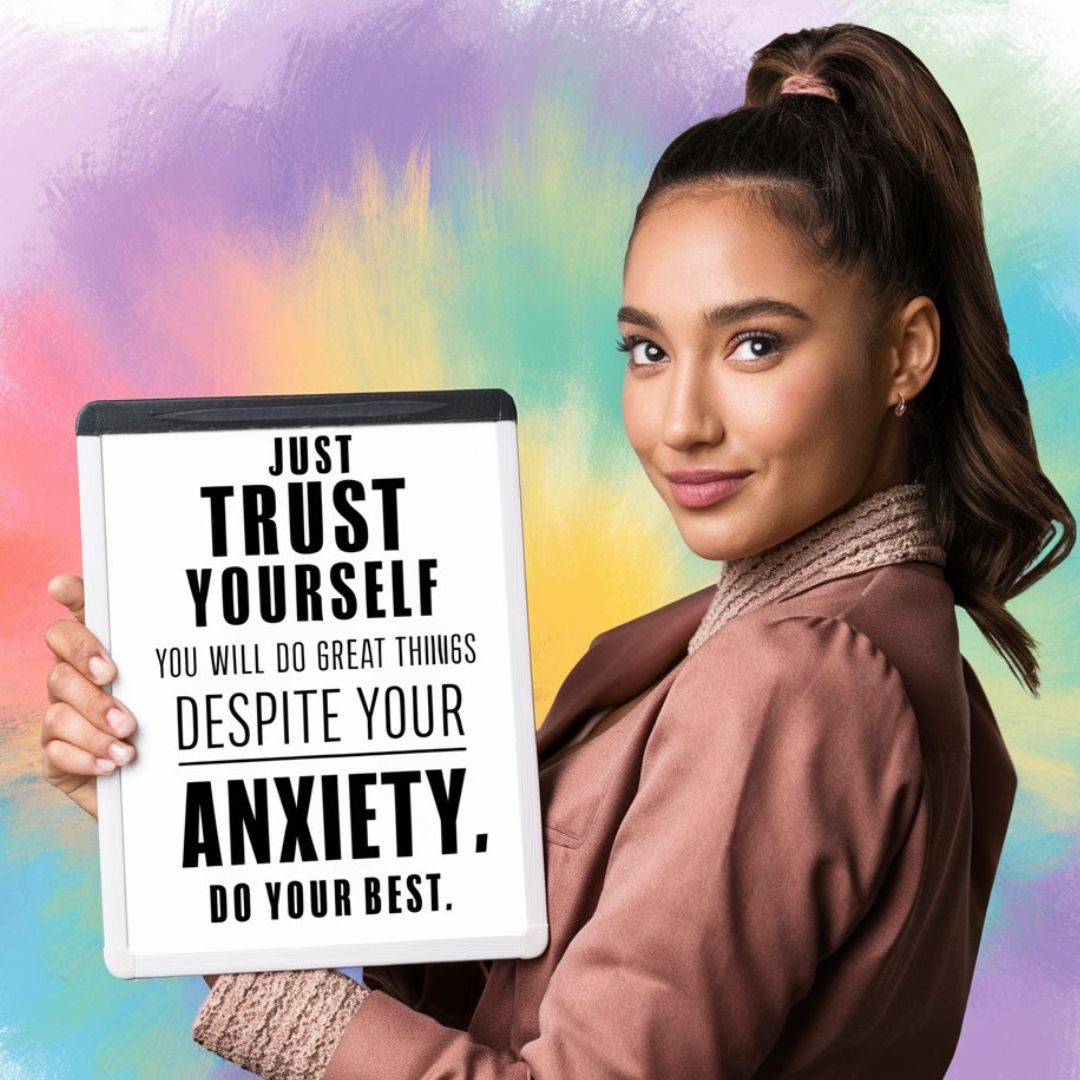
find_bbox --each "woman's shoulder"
[678,602,915,727]
[645,592,926,818]
[690,559,949,670]
[668,560,963,755]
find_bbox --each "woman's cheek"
[740,376,828,461]
[622,380,663,459]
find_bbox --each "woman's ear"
[888,295,940,406]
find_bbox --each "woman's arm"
[193,969,372,1078]
[359,959,489,1027]
[193,613,925,1078]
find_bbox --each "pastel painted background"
[2,1,1076,1076]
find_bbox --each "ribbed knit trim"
[687,482,946,655]
[192,969,371,1079]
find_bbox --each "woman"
[41,23,1073,1080]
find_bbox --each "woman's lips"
[665,470,753,509]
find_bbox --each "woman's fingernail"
[96,758,116,772]
[88,656,112,683]
[106,707,134,737]
[108,742,133,765]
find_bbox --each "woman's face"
[620,187,905,562]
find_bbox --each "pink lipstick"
[665,469,752,509]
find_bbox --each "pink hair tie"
[779,72,838,102]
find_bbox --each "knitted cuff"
[192,968,371,1079]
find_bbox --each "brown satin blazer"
[326,560,1018,1079]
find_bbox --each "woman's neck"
[687,481,946,654]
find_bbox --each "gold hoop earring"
[894,392,907,417]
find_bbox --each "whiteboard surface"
[78,402,546,977]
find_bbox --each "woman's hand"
[41,574,139,822]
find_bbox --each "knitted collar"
[686,481,946,655]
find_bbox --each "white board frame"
[76,389,548,978]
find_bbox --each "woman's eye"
[730,332,784,363]
[616,335,667,367]
[616,330,785,368]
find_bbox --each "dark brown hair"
[626,23,1074,695]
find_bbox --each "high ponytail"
[628,23,1074,695]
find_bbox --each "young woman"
[41,23,1073,1079]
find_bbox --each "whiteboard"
[75,389,548,978]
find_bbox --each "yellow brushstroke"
[518,385,695,725]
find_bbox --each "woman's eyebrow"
[617,297,812,330]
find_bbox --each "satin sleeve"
[194,613,925,1079]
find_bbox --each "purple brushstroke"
[28,1,761,332]
[949,856,1080,1076]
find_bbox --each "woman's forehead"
[623,197,865,323]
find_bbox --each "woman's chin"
[671,522,758,563]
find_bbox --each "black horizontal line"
[178,746,468,767]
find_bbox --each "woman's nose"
[660,362,723,450]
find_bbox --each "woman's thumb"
[47,574,86,623]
